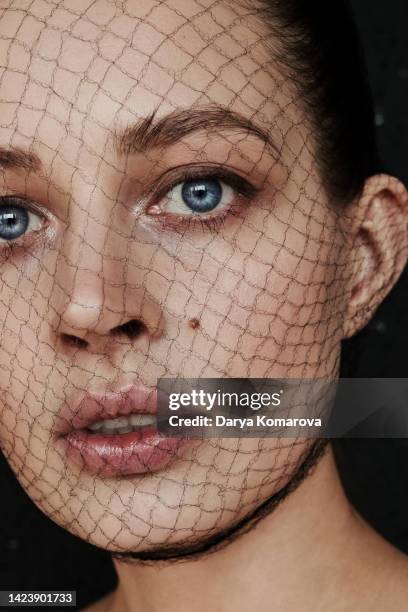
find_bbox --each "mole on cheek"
[188,318,200,330]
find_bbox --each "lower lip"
[59,427,189,477]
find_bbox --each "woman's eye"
[164,178,234,216]
[0,199,43,243]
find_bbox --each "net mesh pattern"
[0,0,385,561]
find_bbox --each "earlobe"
[343,175,408,339]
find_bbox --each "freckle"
[189,318,200,330]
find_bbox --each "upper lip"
[54,383,157,437]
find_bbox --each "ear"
[343,174,408,339]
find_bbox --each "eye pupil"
[0,206,29,240]
[181,179,222,212]
[193,186,206,199]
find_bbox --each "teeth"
[103,417,129,430]
[129,414,156,427]
[117,426,133,434]
[88,413,157,434]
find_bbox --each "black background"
[0,1,408,609]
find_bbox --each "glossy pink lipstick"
[54,384,188,477]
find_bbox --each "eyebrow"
[116,105,279,158]
[0,107,278,171]
[0,146,42,172]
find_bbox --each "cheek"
[0,247,57,454]
[0,190,345,431]
[136,193,347,379]
[0,182,341,551]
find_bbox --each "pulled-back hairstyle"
[254,0,386,373]
[260,0,382,203]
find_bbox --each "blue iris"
[181,179,222,213]
[0,205,29,240]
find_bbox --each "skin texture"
[0,1,407,610]
[88,450,408,612]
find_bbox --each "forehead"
[0,0,303,151]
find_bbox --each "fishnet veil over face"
[0,0,349,554]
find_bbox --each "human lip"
[54,384,189,477]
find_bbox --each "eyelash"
[147,165,259,232]
[0,195,48,251]
[0,166,259,248]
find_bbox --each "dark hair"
[258,0,387,375]
[261,0,383,203]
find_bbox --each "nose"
[52,182,164,353]
[55,266,149,351]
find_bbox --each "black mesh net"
[0,0,406,584]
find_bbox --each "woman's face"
[0,1,347,553]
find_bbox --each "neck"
[107,447,398,612]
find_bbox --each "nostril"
[60,333,88,349]
[112,319,147,340]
